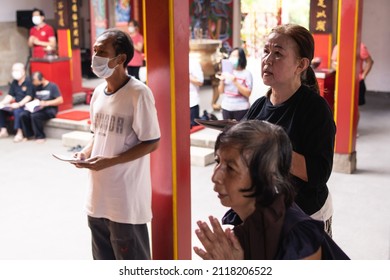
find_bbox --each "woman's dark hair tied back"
[271,24,320,94]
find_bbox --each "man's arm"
[40,96,63,107]
[28,35,56,49]
[76,139,160,171]
[0,95,14,105]
[362,55,374,80]
[190,74,203,87]
[76,135,94,160]
[19,95,33,106]
[48,37,57,49]
[28,35,36,48]
[330,45,338,70]
[112,140,159,165]
[134,41,143,52]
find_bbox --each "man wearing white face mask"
[28,8,56,58]
[126,20,144,80]
[0,63,34,142]
[72,29,160,260]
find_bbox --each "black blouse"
[243,85,336,215]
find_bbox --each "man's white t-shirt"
[87,77,160,224]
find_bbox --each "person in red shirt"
[126,20,144,80]
[28,8,56,58]
[331,43,374,131]
[331,43,374,106]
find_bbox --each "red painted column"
[144,0,191,259]
[333,0,362,173]
[313,34,333,69]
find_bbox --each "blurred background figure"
[19,71,63,143]
[0,63,34,142]
[189,56,204,129]
[331,43,374,131]
[331,43,373,106]
[218,47,253,121]
[127,19,144,80]
[28,8,56,58]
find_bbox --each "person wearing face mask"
[19,71,63,143]
[126,19,144,80]
[217,47,253,121]
[28,8,56,58]
[0,63,34,142]
[72,29,160,260]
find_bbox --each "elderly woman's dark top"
[223,197,349,260]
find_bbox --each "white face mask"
[91,55,119,79]
[12,70,24,81]
[128,26,135,33]
[32,16,42,26]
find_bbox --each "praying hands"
[193,216,244,260]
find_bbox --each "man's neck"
[106,73,130,94]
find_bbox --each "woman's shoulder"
[244,95,267,119]
[299,86,329,107]
[132,32,144,41]
[234,68,252,76]
[23,76,33,85]
[279,204,350,260]
[241,69,253,78]
[250,95,267,107]
[275,203,325,259]
[125,78,155,99]
[296,86,334,117]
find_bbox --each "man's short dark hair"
[32,8,45,17]
[32,71,44,81]
[101,28,134,67]
[128,19,140,28]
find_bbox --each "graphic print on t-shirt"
[36,90,51,100]
[93,112,127,137]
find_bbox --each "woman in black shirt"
[242,24,336,235]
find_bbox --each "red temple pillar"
[333,0,363,173]
[313,34,333,68]
[145,0,192,259]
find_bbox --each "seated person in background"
[193,120,349,260]
[28,8,56,58]
[0,63,34,142]
[19,71,63,143]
